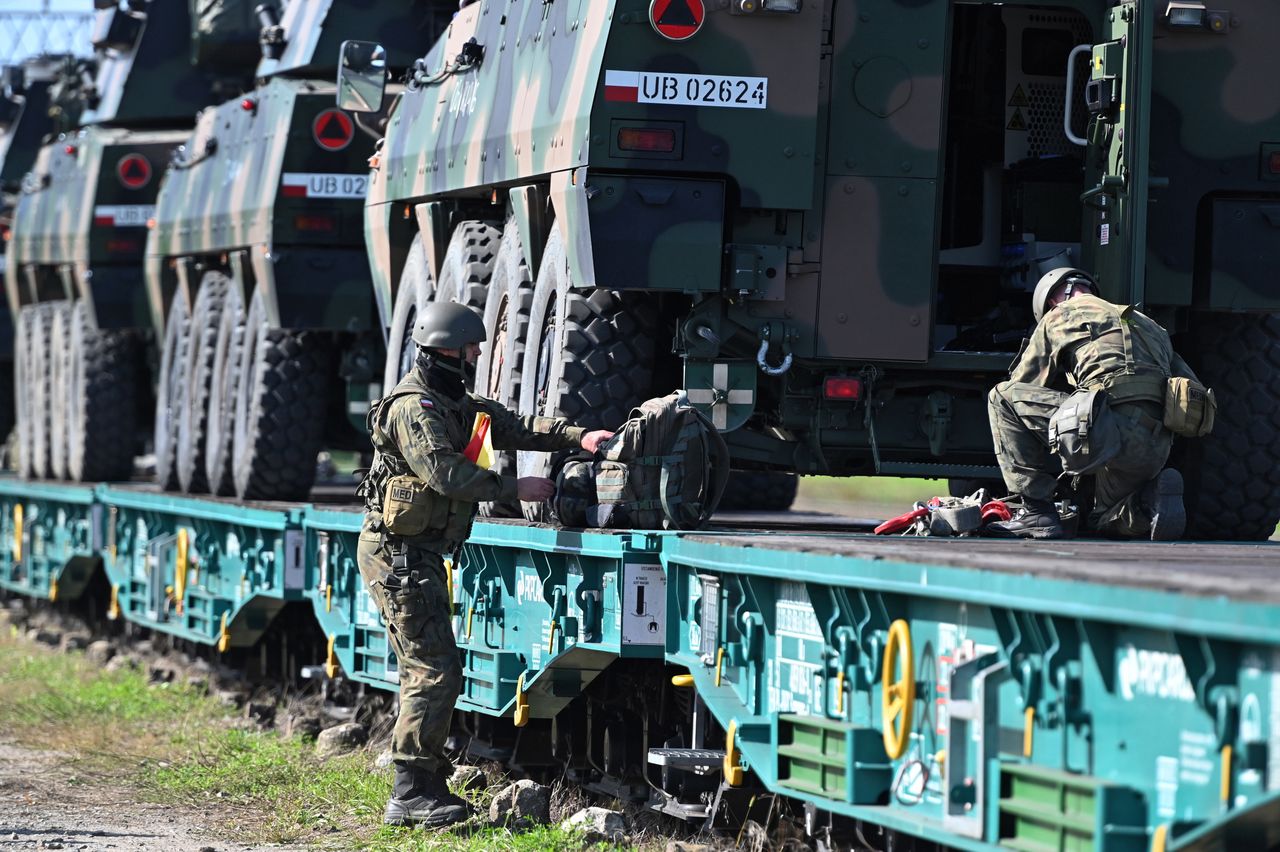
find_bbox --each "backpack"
[552,391,731,531]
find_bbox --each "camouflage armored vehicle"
[5,0,257,482]
[0,54,72,444]
[341,0,1280,539]
[147,0,453,501]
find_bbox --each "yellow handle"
[513,673,530,727]
[1023,706,1035,758]
[671,674,694,687]
[547,619,559,654]
[13,504,22,564]
[49,579,58,602]
[324,635,340,679]
[108,584,120,620]
[723,719,744,786]
[325,583,332,613]
[174,528,188,616]
[836,669,845,716]
[1151,823,1169,852]
[715,646,725,687]
[1220,745,1232,803]
[881,619,915,760]
[217,611,230,653]
[466,606,474,641]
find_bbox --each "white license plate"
[281,172,369,200]
[92,205,155,227]
[605,70,768,110]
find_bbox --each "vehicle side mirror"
[337,40,386,114]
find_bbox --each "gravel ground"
[0,742,306,852]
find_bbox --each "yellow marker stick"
[1023,706,1035,758]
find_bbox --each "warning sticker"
[1100,222,1110,245]
[1008,84,1029,107]
[116,154,152,190]
[649,0,705,41]
[1007,109,1027,131]
[312,108,355,152]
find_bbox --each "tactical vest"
[358,375,475,546]
[1083,305,1170,406]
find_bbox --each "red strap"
[875,507,929,535]
[980,500,1012,523]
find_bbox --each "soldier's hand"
[517,476,556,502]
[580,430,615,454]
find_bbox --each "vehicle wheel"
[153,292,190,491]
[48,302,73,479]
[717,471,799,512]
[1177,313,1280,541]
[14,307,34,478]
[382,235,438,391]
[232,291,332,500]
[177,272,232,493]
[438,220,500,320]
[67,301,141,482]
[477,220,532,518]
[517,224,657,521]
[28,304,54,478]
[204,280,244,496]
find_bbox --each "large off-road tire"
[517,224,658,521]
[477,220,532,518]
[177,272,232,493]
[231,291,332,500]
[438,220,501,321]
[717,471,800,512]
[67,301,141,482]
[27,304,54,479]
[204,280,245,496]
[382,235,438,391]
[1177,313,1280,541]
[14,307,35,478]
[153,293,190,491]
[48,302,73,479]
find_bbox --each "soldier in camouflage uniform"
[357,302,612,827]
[987,268,1196,541]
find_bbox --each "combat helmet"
[1032,268,1098,321]
[412,301,486,350]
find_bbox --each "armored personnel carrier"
[0,54,73,445]
[341,0,1280,539]
[147,0,452,500]
[5,1,256,482]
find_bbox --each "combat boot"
[985,497,1066,539]
[1143,468,1185,541]
[384,764,470,828]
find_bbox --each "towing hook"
[756,323,793,376]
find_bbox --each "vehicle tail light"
[106,238,139,253]
[295,214,336,233]
[1269,151,1280,175]
[617,127,676,153]
[823,377,863,400]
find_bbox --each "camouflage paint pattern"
[6,127,186,326]
[1144,0,1280,311]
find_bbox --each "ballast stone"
[561,806,627,843]
[316,721,368,758]
[488,779,550,827]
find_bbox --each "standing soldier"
[986,268,1201,541]
[357,301,613,827]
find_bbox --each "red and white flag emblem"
[604,70,640,103]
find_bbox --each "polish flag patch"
[604,70,640,103]
[420,398,434,409]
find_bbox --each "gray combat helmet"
[1032,267,1098,322]
[412,301,487,350]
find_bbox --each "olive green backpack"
[553,391,730,531]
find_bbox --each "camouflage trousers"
[356,530,461,776]
[987,382,1172,537]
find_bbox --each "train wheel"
[517,224,657,521]
[48,302,72,479]
[231,291,331,500]
[477,221,532,519]
[717,471,799,512]
[28,304,54,478]
[1178,313,1280,540]
[204,279,244,496]
[153,292,190,491]
[382,235,438,392]
[67,301,140,482]
[438,220,500,321]
[176,272,231,493]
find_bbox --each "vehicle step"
[647,748,725,769]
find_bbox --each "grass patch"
[0,627,652,850]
